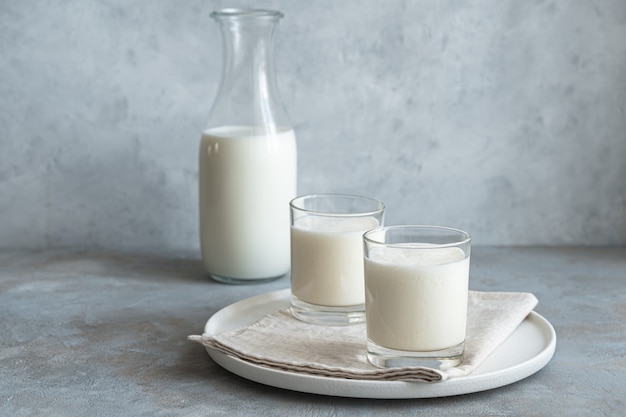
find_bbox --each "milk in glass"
[365,246,469,351]
[291,216,380,306]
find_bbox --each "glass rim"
[210,8,284,20]
[290,193,385,217]
[363,225,471,248]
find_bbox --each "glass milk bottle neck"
[208,9,291,134]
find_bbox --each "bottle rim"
[210,8,284,21]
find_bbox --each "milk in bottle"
[199,126,297,281]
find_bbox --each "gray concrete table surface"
[0,247,624,416]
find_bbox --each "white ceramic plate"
[203,288,556,399]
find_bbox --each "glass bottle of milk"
[200,9,297,284]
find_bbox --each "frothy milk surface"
[199,126,297,279]
[365,246,469,351]
[291,216,380,307]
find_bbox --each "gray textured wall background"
[1,0,625,252]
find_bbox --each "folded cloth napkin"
[189,291,538,383]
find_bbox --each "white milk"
[291,216,380,306]
[199,126,297,279]
[365,246,469,351]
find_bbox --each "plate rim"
[202,288,556,399]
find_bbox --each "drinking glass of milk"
[363,225,471,369]
[289,194,385,325]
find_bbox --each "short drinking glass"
[363,225,471,369]
[290,194,385,325]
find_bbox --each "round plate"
[203,289,556,399]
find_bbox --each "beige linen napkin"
[189,291,538,382]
